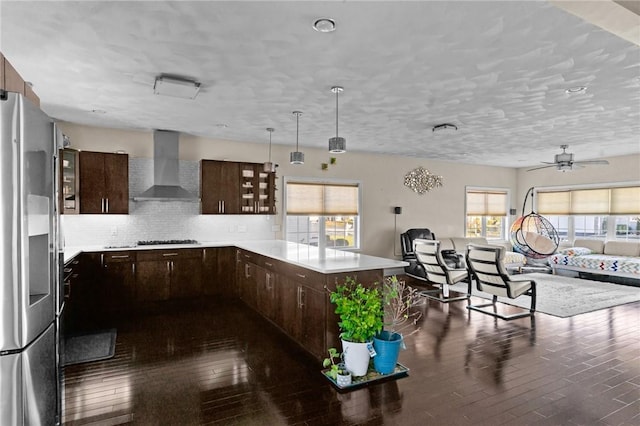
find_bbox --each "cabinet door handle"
[265,262,273,267]
[132,263,135,274]
[106,198,109,213]
[266,273,271,289]
[222,200,225,213]
[296,273,306,279]
[111,255,129,259]
[244,254,251,259]
[218,200,221,213]
[203,250,206,262]
[101,198,105,213]
[245,263,251,278]
[100,253,104,268]
[296,287,301,308]
[300,287,305,308]
[163,253,178,257]
[167,261,171,272]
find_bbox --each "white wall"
[61,123,636,259]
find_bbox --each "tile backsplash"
[62,158,276,247]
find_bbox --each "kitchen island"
[63,240,408,360]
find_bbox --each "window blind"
[286,182,359,215]
[466,190,507,216]
[537,186,640,215]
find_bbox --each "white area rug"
[450,273,640,318]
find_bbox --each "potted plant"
[329,276,383,377]
[373,275,424,374]
[323,347,352,387]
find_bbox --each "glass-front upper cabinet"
[60,148,79,214]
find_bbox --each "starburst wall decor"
[404,167,444,194]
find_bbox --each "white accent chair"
[465,244,537,320]
[413,239,471,302]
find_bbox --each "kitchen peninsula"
[63,240,408,360]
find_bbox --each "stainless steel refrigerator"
[1,91,58,425]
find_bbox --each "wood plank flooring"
[63,281,640,425]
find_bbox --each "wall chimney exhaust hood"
[133,130,199,202]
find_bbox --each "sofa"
[549,238,640,280]
[442,237,527,270]
[400,229,526,281]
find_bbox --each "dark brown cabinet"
[203,247,237,296]
[136,249,203,302]
[201,160,275,215]
[237,251,258,308]
[201,160,240,214]
[79,151,129,214]
[100,251,135,312]
[256,265,277,321]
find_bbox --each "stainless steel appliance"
[1,91,58,425]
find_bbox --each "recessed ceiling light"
[565,86,587,94]
[432,123,458,132]
[313,18,336,33]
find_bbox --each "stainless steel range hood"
[133,130,199,202]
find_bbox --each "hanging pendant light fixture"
[290,111,304,164]
[263,127,276,172]
[328,86,346,153]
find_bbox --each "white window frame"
[465,186,510,240]
[534,182,640,241]
[283,176,362,250]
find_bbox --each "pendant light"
[328,86,346,153]
[263,127,275,172]
[290,111,304,164]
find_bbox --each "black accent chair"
[400,228,436,281]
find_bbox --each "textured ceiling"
[1,1,639,168]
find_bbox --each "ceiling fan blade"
[527,164,557,172]
[573,160,610,166]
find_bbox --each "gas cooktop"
[137,239,199,246]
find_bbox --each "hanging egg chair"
[509,187,559,259]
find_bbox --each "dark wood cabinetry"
[136,249,203,302]
[201,160,275,215]
[79,151,129,214]
[201,160,241,214]
[64,245,382,362]
[203,246,236,296]
[100,251,135,311]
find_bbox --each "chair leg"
[467,294,534,320]
[423,283,469,303]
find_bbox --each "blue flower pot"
[373,331,403,374]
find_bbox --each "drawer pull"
[163,253,178,257]
[110,255,130,259]
[63,267,72,273]
[265,262,273,267]
[244,254,251,259]
[296,273,306,279]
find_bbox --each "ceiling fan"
[527,145,609,172]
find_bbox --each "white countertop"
[64,239,408,274]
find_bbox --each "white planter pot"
[341,339,372,377]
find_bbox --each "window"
[284,179,360,249]
[536,185,640,241]
[465,188,508,239]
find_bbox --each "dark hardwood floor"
[63,281,640,425]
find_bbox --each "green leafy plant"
[322,347,348,380]
[330,276,383,343]
[381,275,424,337]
